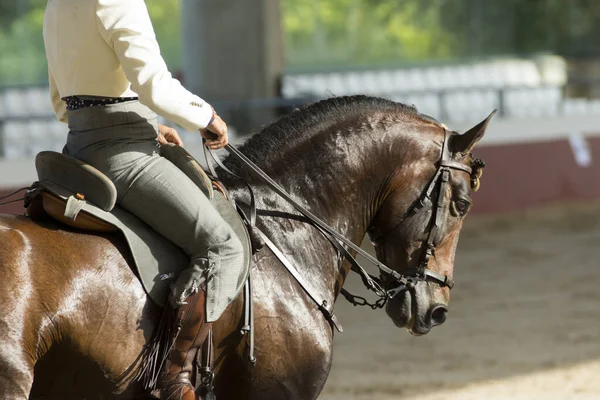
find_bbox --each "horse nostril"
[430,305,448,326]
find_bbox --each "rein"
[0,187,30,207]
[206,128,471,318]
[369,129,472,293]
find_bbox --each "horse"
[0,95,491,399]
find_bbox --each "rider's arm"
[48,67,68,123]
[95,0,213,132]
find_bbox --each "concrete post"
[181,0,284,132]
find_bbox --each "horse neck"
[224,121,439,301]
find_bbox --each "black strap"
[202,141,220,181]
[196,329,215,398]
[258,230,343,333]
[0,186,30,207]
[313,224,391,298]
[207,145,409,305]
[204,127,465,317]
[203,145,346,330]
[240,276,256,363]
[223,144,403,280]
[204,143,257,227]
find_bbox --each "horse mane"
[225,95,441,169]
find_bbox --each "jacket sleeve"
[95,0,213,131]
[49,67,68,123]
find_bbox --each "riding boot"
[159,289,212,400]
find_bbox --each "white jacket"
[43,0,213,131]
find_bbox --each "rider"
[43,1,244,399]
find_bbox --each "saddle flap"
[35,151,117,211]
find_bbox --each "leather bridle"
[206,128,474,325]
[367,129,472,299]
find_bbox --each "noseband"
[369,129,472,298]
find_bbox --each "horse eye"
[455,199,470,215]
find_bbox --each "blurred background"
[1,0,600,399]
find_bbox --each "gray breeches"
[64,100,243,320]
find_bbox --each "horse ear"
[450,110,496,154]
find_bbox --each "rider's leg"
[66,103,244,398]
[113,155,243,399]
[157,289,211,400]
[116,153,244,310]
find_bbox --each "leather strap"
[64,196,85,220]
[222,144,447,289]
[0,186,30,207]
[240,276,256,363]
[201,126,468,318]
[259,230,343,333]
[224,144,395,276]
[204,142,257,227]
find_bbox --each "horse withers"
[0,96,491,399]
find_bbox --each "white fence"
[3,56,600,159]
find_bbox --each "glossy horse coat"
[0,96,490,399]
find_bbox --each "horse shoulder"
[212,249,335,399]
[0,216,46,397]
[0,215,155,395]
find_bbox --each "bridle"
[366,129,473,299]
[206,127,477,327]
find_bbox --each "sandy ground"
[320,201,600,400]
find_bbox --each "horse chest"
[212,257,335,400]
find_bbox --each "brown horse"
[0,96,490,399]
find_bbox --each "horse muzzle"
[386,283,449,335]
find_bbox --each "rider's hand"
[158,124,184,147]
[201,114,228,150]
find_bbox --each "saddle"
[25,144,253,308]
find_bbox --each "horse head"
[368,111,494,335]
[222,96,494,337]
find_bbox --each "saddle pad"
[40,181,252,308]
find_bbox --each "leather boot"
[159,289,212,400]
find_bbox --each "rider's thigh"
[117,155,242,257]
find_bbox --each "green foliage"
[0,0,181,86]
[283,0,600,68]
[0,4,46,85]
[146,0,182,71]
[438,0,600,58]
[282,0,456,68]
[4,0,600,85]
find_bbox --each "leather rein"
[368,129,472,296]
[205,128,471,327]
